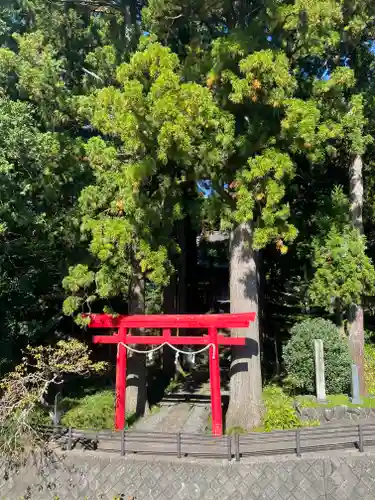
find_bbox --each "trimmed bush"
[283,318,351,394]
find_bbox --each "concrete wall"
[1,449,375,499]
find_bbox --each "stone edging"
[295,402,375,423]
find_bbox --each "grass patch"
[60,390,136,430]
[296,394,375,409]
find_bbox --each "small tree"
[309,188,375,393]
[0,339,106,462]
[283,318,351,395]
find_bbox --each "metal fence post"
[177,432,182,458]
[121,429,125,456]
[296,429,301,457]
[359,424,364,453]
[67,427,72,451]
[227,436,232,461]
[235,434,240,462]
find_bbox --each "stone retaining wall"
[296,404,375,424]
[1,449,375,499]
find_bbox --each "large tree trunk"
[226,222,262,430]
[348,154,366,395]
[126,269,148,417]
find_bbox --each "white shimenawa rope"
[118,341,216,359]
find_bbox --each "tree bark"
[348,154,366,395]
[226,222,263,430]
[126,269,148,417]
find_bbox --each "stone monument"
[350,364,363,405]
[314,339,327,403]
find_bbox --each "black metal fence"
[36,421,375,462]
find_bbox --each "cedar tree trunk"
[226,222,262,430]
[126,268,148,417]
[348,154,366,395]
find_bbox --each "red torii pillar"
[86,313,255,436]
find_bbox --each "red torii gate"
[86,313,255,436]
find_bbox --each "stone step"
[181,404,210,434]
[132,404,173,432]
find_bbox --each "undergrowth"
[60,390,136,430]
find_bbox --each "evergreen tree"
[62,39,234,412]
[143,0,375,423]
[0,0,141,368]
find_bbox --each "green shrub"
[365,344,375,395]
[262,385,301,431]
[27,406,51,427]
[283,318,351,394]
[260,386,319,432]
[61,390,115,429]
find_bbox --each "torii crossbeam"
[86,313,255,436]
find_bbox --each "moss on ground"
[296,394,375,409]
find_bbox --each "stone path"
[133,402,210,434]
[132,404,173,432]
[158,403,195,433]
[132,379,212,434]
[181,404,210,434]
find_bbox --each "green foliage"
[27,406,51,428]
[206,36,301,249]
[61,390,115,430]
[309,188,375,310]
[1,0,375,441]
[274,0,344,58]
[310,227,375,309]
[13,31,68,126]
[61,390,137,430]
[64,39,235,314]
[0,340,107,461]
[165,378,181,394]
[0,68,90,366]
[296,393,375,409]
[283,318,351,394]
[261,385,299,431]
[236,149,297,249]
[260,386,319,432]
[364,344,375,395]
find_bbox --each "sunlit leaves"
[0,94,87,362]
[227,50,296,107]
[310,226,375,309]
[309,189,375,309]
[273,0,343,58]
[233,149,296,248]
[62,264,95,294]
[65,40,235,313]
